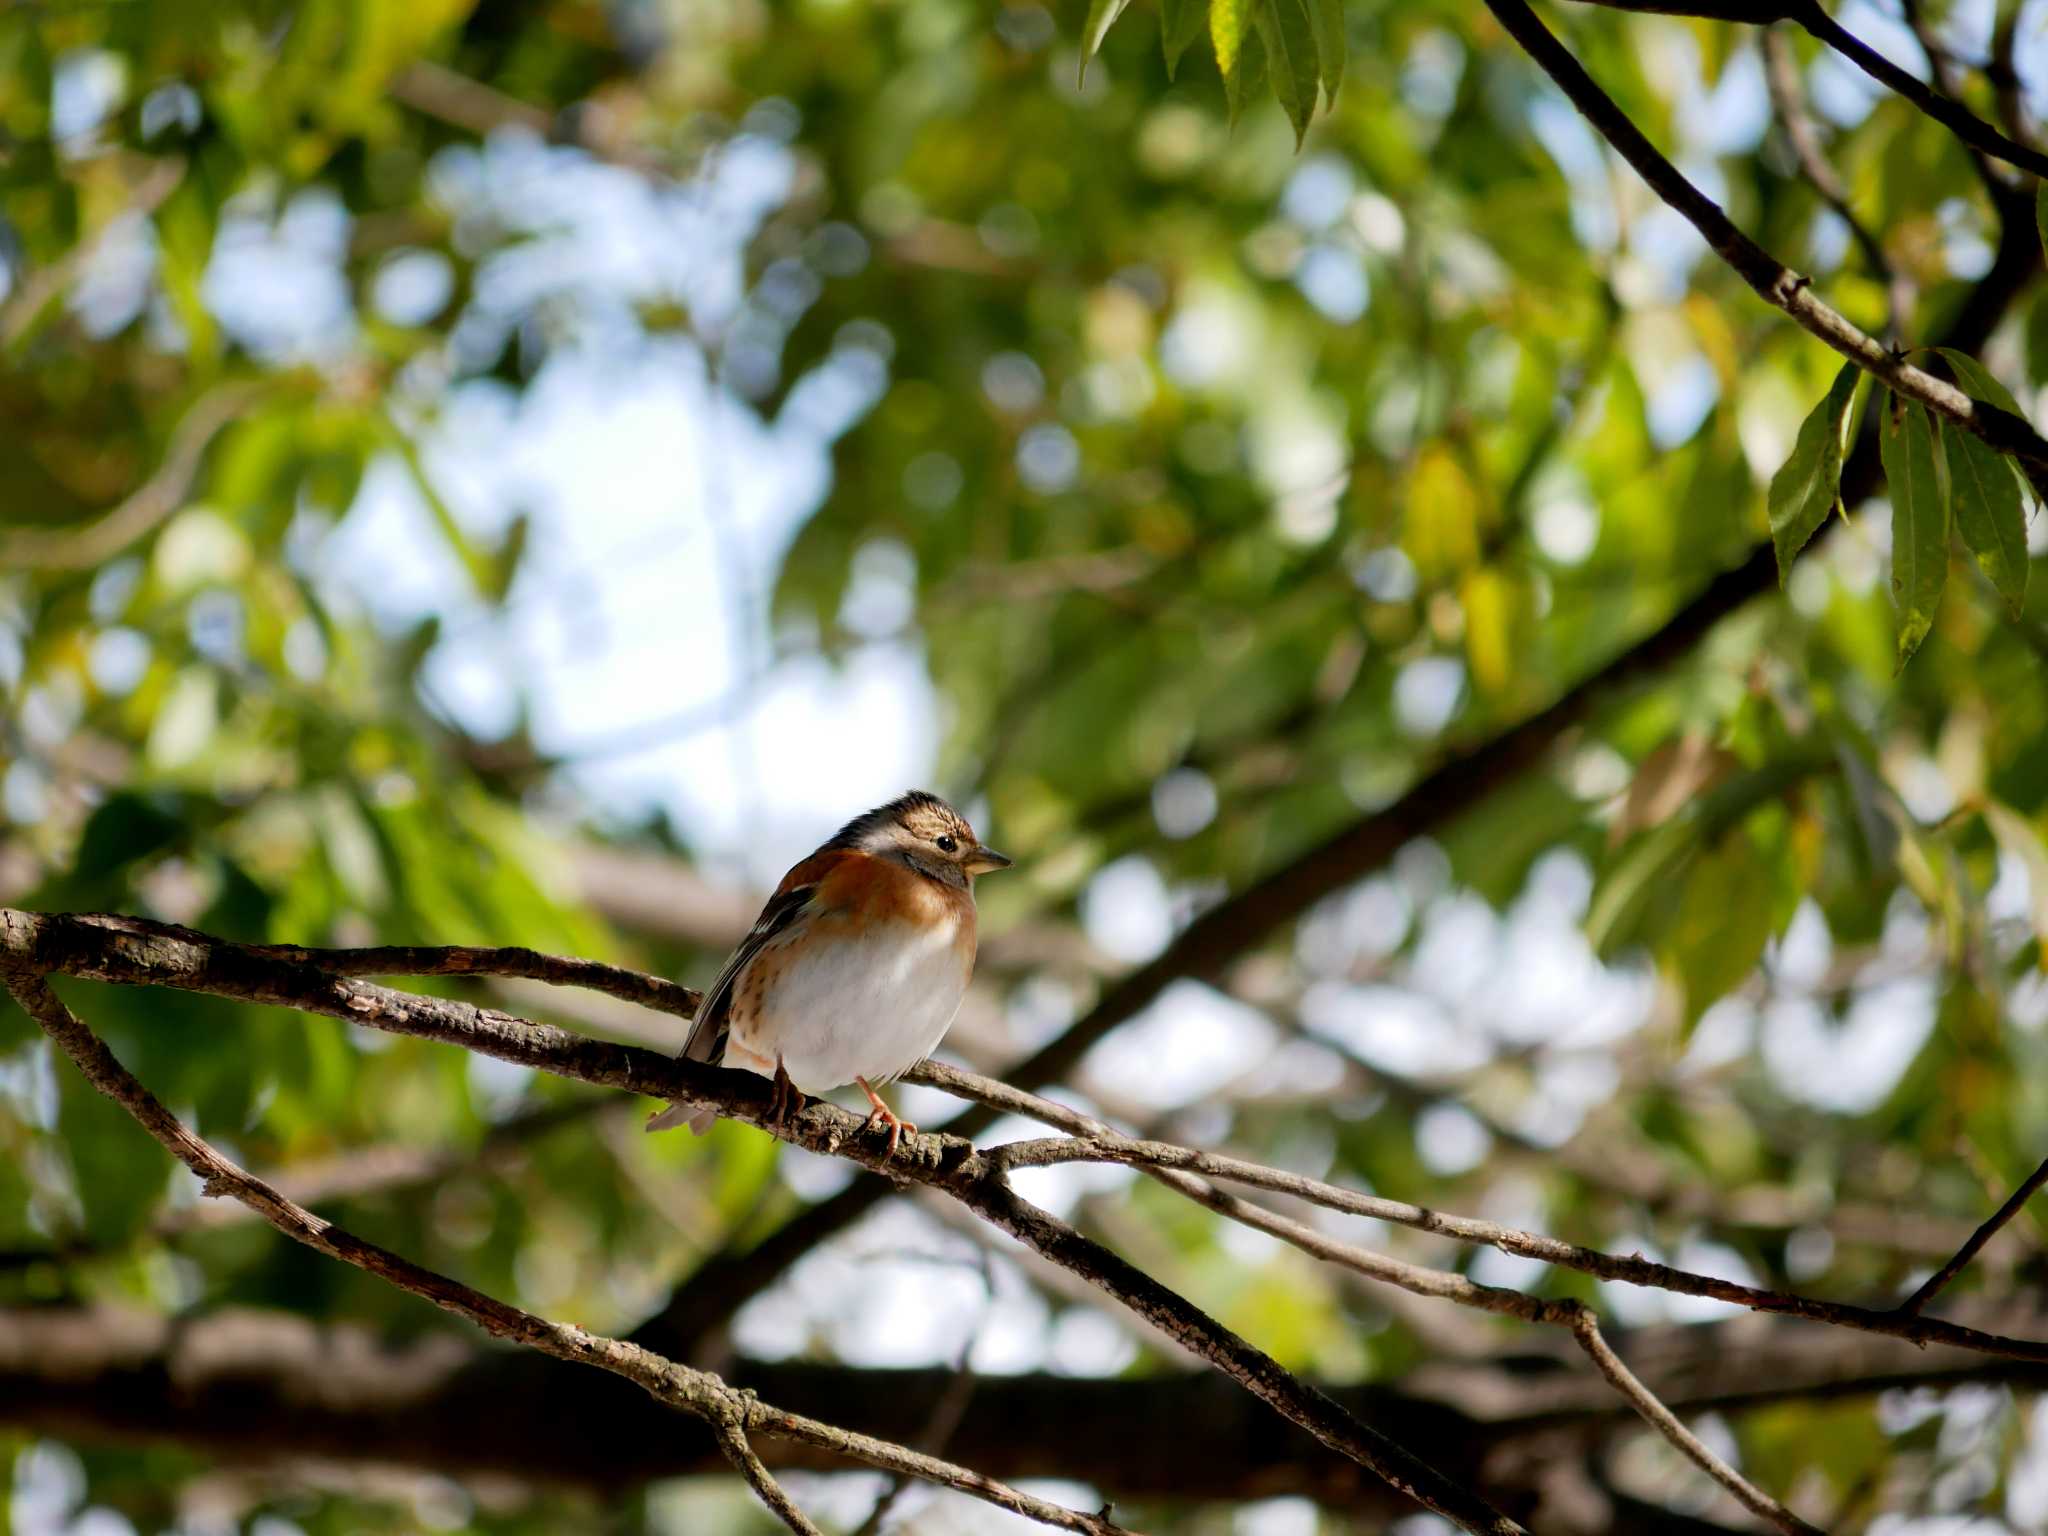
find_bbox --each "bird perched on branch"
[646,791,1012,1156]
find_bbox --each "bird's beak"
[965,847,1014,875]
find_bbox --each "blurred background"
[5,0,2048,1531]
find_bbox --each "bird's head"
[830,791,1012,889]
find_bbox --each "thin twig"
[0,156,185,347]
[0,963,1134,1536]
[1563,1305,1824,1536]
[1484,0,2048,475]
[712,1421,826,1536]
[0,382,268,571]
[911,1063,1824,1532]
[1563,0,2048,180]
[1760,26,1910,340]
[1785,0,2045,181]
[245,932,700,1017]
[900,1059,2048,1364]
[1896,1152,2048,1316]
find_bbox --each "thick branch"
[0,963,1130,1536]
[0,911,1523,1536]
[1487,0,2048,473]
[11,1301,2048,1503]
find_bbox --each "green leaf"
[1767,361,1859,583]
[1210,0,1248,84]
[1160,0,1210,78]
[1254,0,1319,147]
[1881,393,1949,668]
[1079,0,1133,82]
[1668,826,1776,1030]
[2038,183,2047,276]
[1309,0,1344,99]
[1942,416,2028,617]
[1932,347,2028,421]
[1220,17,1266,126]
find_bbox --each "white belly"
[728,921,967,1093]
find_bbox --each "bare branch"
[0,911,1524,1536]
[1485,0,2048,475]
[243,930,701,1017]
[1760,26,1910,339]
[1564,0,2048,180]
[712,1421,826,1536]
[0,962,1135,1536]
[0,155,185,348]
[1785,0,2046,182]
[1896,1151,2048,1316]
[0,382,269,572]
[911,1061,2048,1364]
[1562,1305,1822,1536]
[911,1067,1825,1530]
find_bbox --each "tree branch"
[1565,0,2048,181]
[1562,1306,1820,1536]
[0,381,269,572]
[1487,0,2048,474]
[1896,1151,2048,1316]
[1760,24,1910,339]
[713,1421,826,1536]
[0,910,1525,1536]
[923,1062,2048,1364]
[0,961,1132,1536]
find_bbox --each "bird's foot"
[768,1056,804,1128]
[855,1075,917,1159]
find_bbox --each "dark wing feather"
[679,848,853,1064]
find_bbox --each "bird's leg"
[855,1076,917,1159]
[768,1054,803,1128]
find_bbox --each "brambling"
[646,791,1012,1156]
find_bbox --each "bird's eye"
[936,834,958,853]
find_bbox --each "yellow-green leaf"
[1767,361,1860,583]
[1881,393,1949,669]
[1210,0,1248,78]
[1942,417,2028,618]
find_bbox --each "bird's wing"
[679,849,858,1066]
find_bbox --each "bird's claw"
[768,1056,804,1128]
[855,1075,915,1158]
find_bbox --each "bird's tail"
[645,1102,718,1136]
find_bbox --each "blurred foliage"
[4,0,2048,1531]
